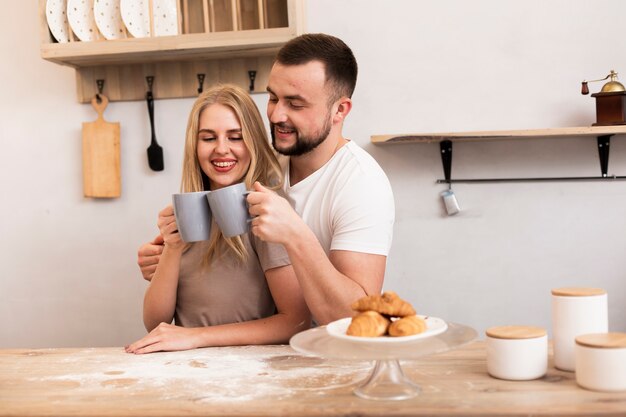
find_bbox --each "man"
[138,33,395,324]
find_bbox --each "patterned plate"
[94,0,127,39]
[67,0,100,41]
[120,0,178,38]
[46,0,70,43]
[153,0,178,36]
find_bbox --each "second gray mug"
[207,182,251,238]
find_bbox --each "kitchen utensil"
[581,70,626,126]
[441,189,460,215]
[581,70,626,95]
[82,94,121,198]
[145,80,164,171]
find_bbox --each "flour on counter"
[28,346,372,402]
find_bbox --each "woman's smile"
[212,158,237,171]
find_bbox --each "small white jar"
[575,333,626,392]
[551,287,608,372]
[486,326,548,381]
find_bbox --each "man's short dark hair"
[275,33,358,102]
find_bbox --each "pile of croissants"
[346,291,427,337]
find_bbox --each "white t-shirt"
[283,140,395,256]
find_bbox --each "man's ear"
[333,97,352,124]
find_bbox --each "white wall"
[1,0,624,348]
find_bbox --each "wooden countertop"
[1,341,625,416]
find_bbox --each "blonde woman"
[126,85,310,354]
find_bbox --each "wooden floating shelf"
[371,126,626,145]
[372,126,626,183]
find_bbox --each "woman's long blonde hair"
[180,84,283,263]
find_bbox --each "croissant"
[346,311,390,337]
[388,315,427,337]
[351,291,416,317]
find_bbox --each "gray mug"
[207,182,251,238]
[172,191,212,242]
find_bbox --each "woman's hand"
[157,205,184,250]
[125,323,202,354]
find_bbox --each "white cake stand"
[290,322,477,401]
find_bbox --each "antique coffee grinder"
[581,70,626,125]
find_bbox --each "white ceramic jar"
[575,333,626,392]
[486,326,548,381]
[551,287,608,371]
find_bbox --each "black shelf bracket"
[436,134,623,184]
[597,134,612,177]
[440,140,453,185]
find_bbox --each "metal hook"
[248,70,257,92]
[96,79,105,103]
[197,73,206,94]
[146,76,155,93]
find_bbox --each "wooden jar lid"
[551,287,606,297]
[486,326,547,340]
[575,333,626,348]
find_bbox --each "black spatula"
[146,78,164,171]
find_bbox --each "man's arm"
[287,225,386,324]
[247,182,386,324]
[137,235,164,281]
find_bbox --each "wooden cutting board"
[82,94,121,198]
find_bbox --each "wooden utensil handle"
[91,95,109,120]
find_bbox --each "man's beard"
[271,118,332,156]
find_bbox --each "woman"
[126,84,310,354]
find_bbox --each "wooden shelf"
[371,126,626,145]
[40,28,297,67]
[371,126,626,183]
[38,0,306,102]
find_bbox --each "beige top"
[576,332,626,349]
[174,233,291,327]
[485,325,547,340]
[551,287,606,297]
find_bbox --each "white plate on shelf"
[153,0,178,36]
[46,0,70,43]
[94,0,127,40]
[120,0,149,38]
[120,0,178,38]
[67,0,100,41]
[326,315,448,344]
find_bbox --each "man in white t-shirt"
[244,33,394,324]
[138,34,395,325]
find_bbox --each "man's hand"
[157,205,185,249]
[137,234,164,282]
[246,181,305,244]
